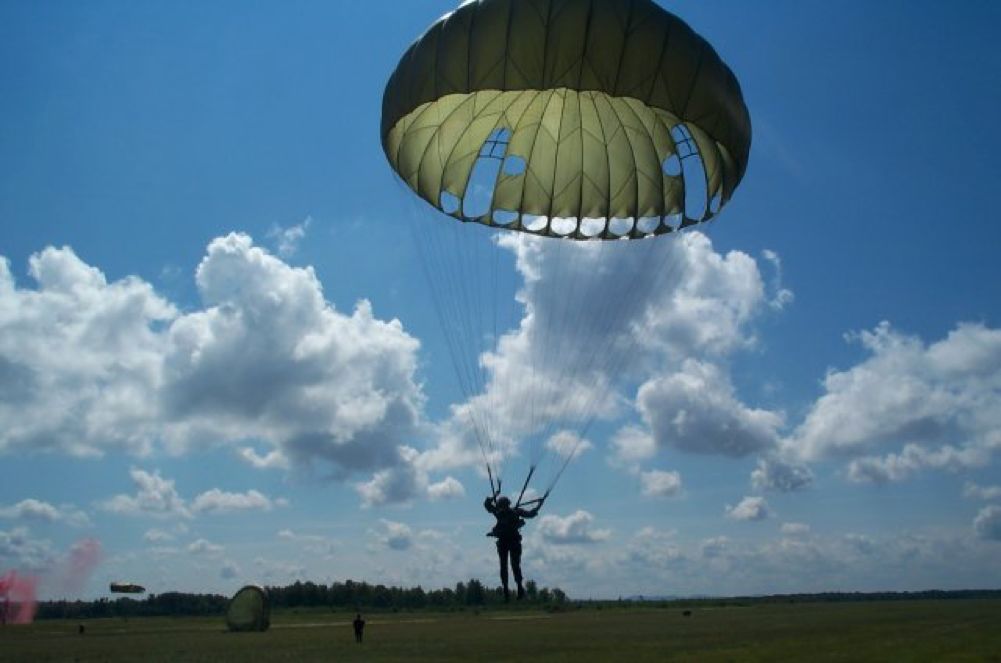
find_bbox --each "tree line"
[33,578,569,620]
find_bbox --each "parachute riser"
[487,464,500,500]
[514,465,536,508]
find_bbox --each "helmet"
[496,496,511,508]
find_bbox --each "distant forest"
[33,578,568,620]
[30,583,1001,621]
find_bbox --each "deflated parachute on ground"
[226,585,270,632]
[382,0,751,236]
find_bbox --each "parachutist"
[353,613,365,643]
[484,495,541,601]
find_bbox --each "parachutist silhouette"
[484,495,540,601]
[352,613,365,643]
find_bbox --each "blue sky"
[1,0,1000,600]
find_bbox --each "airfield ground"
[2,599,999,661]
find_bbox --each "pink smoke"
[0,537,102,625]
[60,540,101,596]
[0,571,38,625]
[56,538,102,596]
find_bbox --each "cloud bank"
[0,235,429,499]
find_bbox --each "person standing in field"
[352,613,365,643]
[484,495,541,601]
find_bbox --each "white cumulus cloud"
[100,468,191,519]
[191,489,275,514]
[786,322,1001,481]
[267,216,312,258]
[0,499,61,522]
[143,529,173,543]
[0,499,89,526]
[964,482,1001,501]
[370,519,415,551]
[973,505,1001,541]
[637,360,783,458]
[0,527,55,571]
[751,456,814,492]
[544,431,592,459]
[847,444,988,484]
[0,235,427,504]
[421,231,786,481]
[609,426,657,466]
[640,470,683,498]
[781,522,811,536]
[187,539,224,556]
[0,250,175,457]
[626,527,684,568]
[356,447,425,507]
[237,447,289,470]
[538,510,610,544]
[427,476,465,501]
[725,496,771,522]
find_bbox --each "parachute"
[109,582,146,594]
[226,585,271,632]
[382,0,750,504]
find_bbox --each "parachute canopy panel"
[381,0,751,236]
[226,585,271,632]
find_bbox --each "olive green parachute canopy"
[226,585,271,632]
[382,0,751,238]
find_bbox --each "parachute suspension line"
[548,113,714,464]
[569,237,690,463]
[534,238,628,492]
[537,233,687,497]
[450,221,503,483]
[528,100,709,481]
[437,122,524,493]
[527,235,567,470]
[397,177,501,490]
[404,176,703,506]
[399,99,713,508]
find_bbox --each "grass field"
[2,600,1000,662]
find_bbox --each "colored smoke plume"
[0,571,38,624]
[52,538,103,596]
[0,538,101,625]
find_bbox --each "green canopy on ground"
[226,585,270,632]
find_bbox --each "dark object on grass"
[683,610,692,617]
[353,613,365,643]
[78,623,85,634]
[226,585,270,632]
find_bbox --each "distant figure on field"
[352,613,365,643]
[484,495,541,601]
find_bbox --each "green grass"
[2,600,1000,662]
